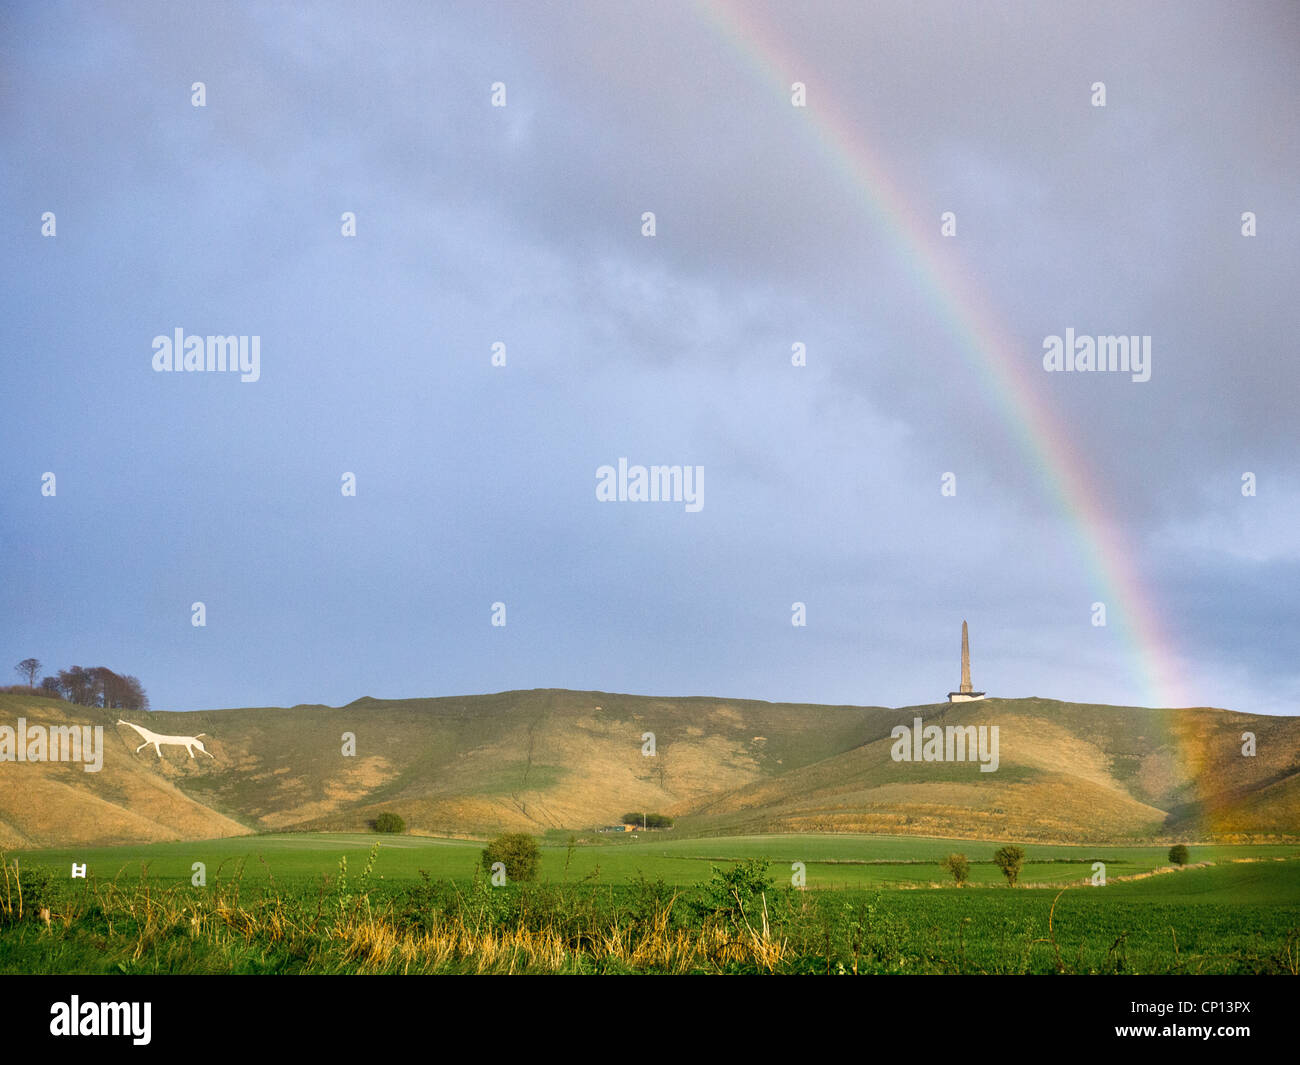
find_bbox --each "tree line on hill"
[8,658,149,710]
[622,812,674,829]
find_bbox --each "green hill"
[1,689,1295,847]
[686,698,1300,842]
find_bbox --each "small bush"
[993,845,1026,886]
[1168,844,1189,866]
[0,859,52,925]
[691,858,773,923]
[373,811,405,834]
[941,853,970,886]
[481,833,540,882]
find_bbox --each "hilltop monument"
[947,620,986,703]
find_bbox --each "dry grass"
[328,913,785,974]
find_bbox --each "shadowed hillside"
[1,690,1295,846]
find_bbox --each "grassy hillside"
[686,698,1300,842]
[1,689,1295,846]
[0,695,249,848]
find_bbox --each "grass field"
[12,832,1300,890]
[3,832,1298,974]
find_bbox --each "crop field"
[11,832,1300,889]
[2,833,1297,974]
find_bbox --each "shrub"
[1168,844,1189,866]
[373,811,405,833]
[481,833,540,882]
[941,853,970,886]
[691,858,773,923]
[0,859,52,925]
[993,845,1026,886]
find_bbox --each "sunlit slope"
[113,689,879,840]
[680,698,1300,842]
[0,694,251,848]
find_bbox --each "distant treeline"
[621,813,674,829]
[8,659,149,710]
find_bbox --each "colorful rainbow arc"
[697,0,1188,710]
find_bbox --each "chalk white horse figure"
[117,719,214,759]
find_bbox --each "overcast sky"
[2,0,1297,715]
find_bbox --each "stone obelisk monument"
[947,620,986,703]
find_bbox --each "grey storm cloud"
[1,0,1296,715]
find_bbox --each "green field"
[4,833,1297,974]
[13,832,1300,890]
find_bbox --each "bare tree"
[14,658,41,687]
[58,666,95,706]
[121,674,149,711]
[90,667,147,710]
[42,663,147,708]
[90,666,122,708]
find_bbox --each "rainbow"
[696,0,1189,711]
